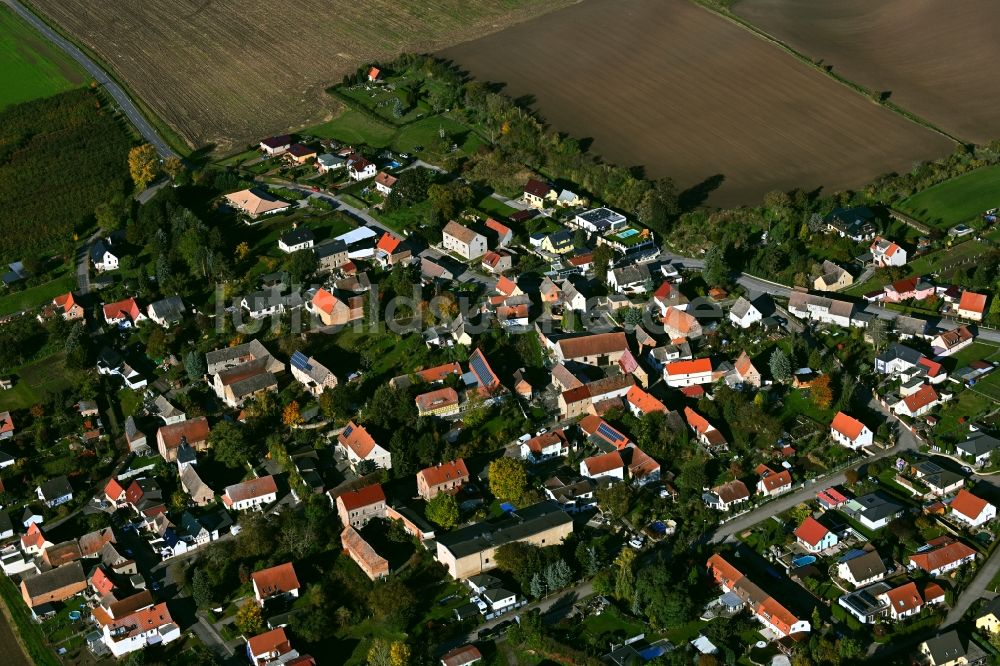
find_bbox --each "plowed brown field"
[440,0,954,206]
[28,0,577,151]
[734,0,1000,145]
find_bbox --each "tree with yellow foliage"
[811,374,833,409]
[128,144,160,190]
[163,156,184,181]
[235,242,250,260]
[282,400,302,427]
[235,601,263,635]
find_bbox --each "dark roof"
[90,239,113,263]
[436,501,571,559]
[853,492,903,522]
[314,240,347,259]
[844,549,886,580]
[38,476,72,501]
[280,228,315,246]
[923,631,967,664]
[149,295,185,322]
[876,343,923,366]
[958,431,1000,457]
[22,561,85,597]
[0,511,12,535]
[261,135,291,148]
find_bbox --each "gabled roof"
[582,451,624,475]
[522,430,567,454]
[625,386,666,414]
[157,417,210,449]
[376,231,403,254]
[418,459,469,488]
[441,645,483,666]
[959,290,987,314]
[374,171,397,189]
[843,549,886,580]
[759,468,792,492]
[252,562,300,597]
[831,412,867,441]
[665,358,712,376]
[223,476,277,503]
[712,480,749,504]
[485,218,511,237]
[909,539,976,572]
[793,516,830,547]
[524,178,552,198]
[556,332,628,360]
[567,252,594,267]
[495,275,519,296]
[903,384,939,413]
[935,326,973,349]
[53,292,79,313]
[579,415,630,449]
[883,581,922,614]
[443,221,483,245]
[684,406,711,434]
[662,307,697,334]
[225,189,289,216]
[734,351,757,379]
[950,489,990,521]
[247,627,293,659]
[280,227,315,246]
[415,387,459,412]
[102,297,142,322]
[338,421,379,458]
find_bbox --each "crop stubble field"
[734,0,1000,144]
[28,0,578,152]
[440,0,953,206]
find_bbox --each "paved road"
[945,557,999,627]
[710,399,920,544]
[75,230,102,295]
[2,0,177,158]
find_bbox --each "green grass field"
[0,5,85,109]
[0,352,81,412]
[898,164,1000,228]
[0,273,75,317]
[844,240,994,296]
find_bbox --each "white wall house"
[830,412,873,450]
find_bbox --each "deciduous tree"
[488,457,526,503]
[425,491,459,529]
[128,144,160,190]
[282,401,302,427]
[235,601,263,635]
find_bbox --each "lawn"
[933,387,997,441]
[844,240,994,296]
[475,195,517,219]
[945,341,1000,373]
[0,352,81,412]
[0,5,85,109]
[307,109,396,147]
[0,273,76,317]
[898,164,1000,228]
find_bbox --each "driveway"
[2,0,177,158]
[75,230,101,295]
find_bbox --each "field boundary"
[16,0,190,156]
[689,0,966,146]
[0,575,57,666]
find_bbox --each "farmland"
[897,164,1000,228]
[28,0,577,152]
[734,0,1000,144]
[0,4,84,109]
[439,0,953,206]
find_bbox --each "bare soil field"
[440,0,953,206]
[28,0,577,152]
[734,0,1000,144]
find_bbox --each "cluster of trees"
[0,88,132,262]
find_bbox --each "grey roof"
[482,588,516,604]
[180,465,213,500]
[577,207,626,228]
[38,476,72,501]
[844,549,886,580]
[152,395,184,421]
[124,416,144,442]
[958,431,1000,457]
[280,228,315,246]
[467,573,502,590]
[877,343,924,366]
[730,297,756,319]
[205,339,271,367]
[315,239,347,259]
[894,315,928,337]
[0,510,12,535]
[436,501,571,559]
[853,492,903,522]
[90,239,113,263]
[923,631,967,664]
[148,296,185,323]
[22,561,85,597]
[611,264,651,286]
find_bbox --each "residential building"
[957,291,987,321]
[36,476,73,508]
[844,492,904,530]
[247,627,298,666]
[212,354,281,409]
[146,296,185,327]
[520,430,569,463]
[434,501,573,578]
[180,466,214,506]
[824,207,875,241]
[42,292,84,321]
[523,179,555,208]
[374,171,397,195]
[870,237,907,267]
[316,153,346,174]
[289,351,337,397]
[909,537,977,576]
[624,385,667,418]
[481,250,513,274]
[252,562,300,605]
[309,288,364,327]
[156,417,210,462]
[662,306,701,339]
[485,218,512,247]
[441,645,483,666]
[315,240,349,272]
[0,410,12,441]
[341,526,389,580]
[259,135,291,156]
[878,581,923,621]
[91,239,119,272]
[580,451,625,481]
[103,297,146,327]
[685,407,728,451]
[608,264,651,294]
[732,351,761,388]
[950,489,996,528]
[918,630,988,666]
[893,383,940,418]
[335,484,387,528]
[417,459,469,500]
[830,412,873,450]
[278,228,315,253]
[975,597,1000,634]
[20,561,87,608]
[442,221,487,260]
[552,332,627,365]
[98,601,180,657]
[573,207,627,234]
[707,554,810,638]
[347,155,376,181]
[813,261,853,292]
[794,516,838,553]
[931,326,973,357]
[756,465,792,497]
[543,476,600,513]
[224,189,290,218]
[664,358,713,387]
[221,476,278,511]
[338,421,392,470]
[702,480,750,512]
[729,297,762,328]
[837,549,887,588]
[957,430,1000,467]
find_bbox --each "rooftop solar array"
[290,351,312,372]
[470,349,496,387]
[342,425,354,439]
[596,422,627,445]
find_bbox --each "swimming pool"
[618,228,639,238]
[792,555,816,568]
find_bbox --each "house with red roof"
[252,562,301,606]
[707,554,811,638]
[337,421,392,470]
[104,478,127,505]
[374,231,410,267]
[334,483,387,528]
[43,292,84,321]
[661,306,701,340]
[704,480,750,511]
[579,415,630,449]
[580,451,625,481]
[950,489,997,528]
[102,297,146,327]
[882,276,934,303]
[417,459,469,500]
[892,383,941,418]
[98,600,180,657]
[367,67,381,82]
[523,178,555,208]
[222,476,278,511]
[309,288,364,326]
[830,412,873,450]
[415,387,460,417]
[247,627,298,666]
[481,250,513,275]
[732,351,761,388]
[520,430,569,462]
[0,411,13,441]
[484,218,512,247]
[931,326,973,357]
[441,645,483,666]
[664,358,713,387]
[908,537,977,576]
[957,291,987,321]
[870,237,907,267]
[794,516,838,553]
[756,464,792,497]
[374,171,397,196]
[878,581,923,621]
[684,407,728,451]
[624,385,667,417]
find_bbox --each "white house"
[259,135,291,156]
[878,582,923,622]
[663,358,713,387]
[91,239,119,272]
[729,297,762,329]
[520,431,568,462]
[579,451,625,481]
[950,489,997,528]
[482,588,518,615]
[908,538,977,576]
[837,550,887,588]
[892,383,940,418]
[870,237,907,267]
[442,221,487,260]
[221,476,278,511]
[794,516,838,553]
[573,207,627,234]
[278,228,315,253]
[347,155,376,181]
[756,465,792,497]
[338,421,392,470]
[374,172,397,196]
[100,602,181,657]
[830,412,873,450]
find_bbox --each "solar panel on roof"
[596,422,626,443]
[470,350,495,386]
[342,425,354,439]
[290,351,312,371]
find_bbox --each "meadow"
[0,4,84,109]
[440,0,953,206]
[897,164,1000,228]
[29,0,577,151]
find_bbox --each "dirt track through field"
[440,0,954,206]
[734,0,1000,145]
[27,0,578,151]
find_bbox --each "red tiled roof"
[707,553,744,589]
[903,384,939,413]
[665,358,712,376]
[793,516,829,547]
[653,281,672,300]
[760,469,792,492]
[626,386,666,414]
[909,540,977,573]
[959,291,987,314]
[107,602,174,641]
[918,356,943,377]
[883,581,922,614]
[102,297,141,322]
[936,326,973,349]
[248,627,293,659]
[566,253,593,267]
[734,351,756,377]
[556,332,628,360]
[680,385,705,398]
[376,231,402,254]
[337,483,385,512]
[485,218,511,237]
[92,566,115,596]
[339,421,378,458]
[582,451,624,475]
[662,307,697,334]
[524,178,551,198]
[252,562,300,598]
[415,387,459,412]
[418,459,469,488]
[713,480,749,504]
[21,523,45,550]
[951,489,990,521]
[224,476,278,504]
[414,362,462,384]
[0,411,11,435]
[523,430,567,454]
[105,478,125,500]
[831,412,866,441]
[312,288,339,315]
[374,172,397,189]
[53,292,78,313]
[495,275,518,296]
[441,645,483,666]
[157,417,210,449]
[684,406,710,434]
[579,415,630,448]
